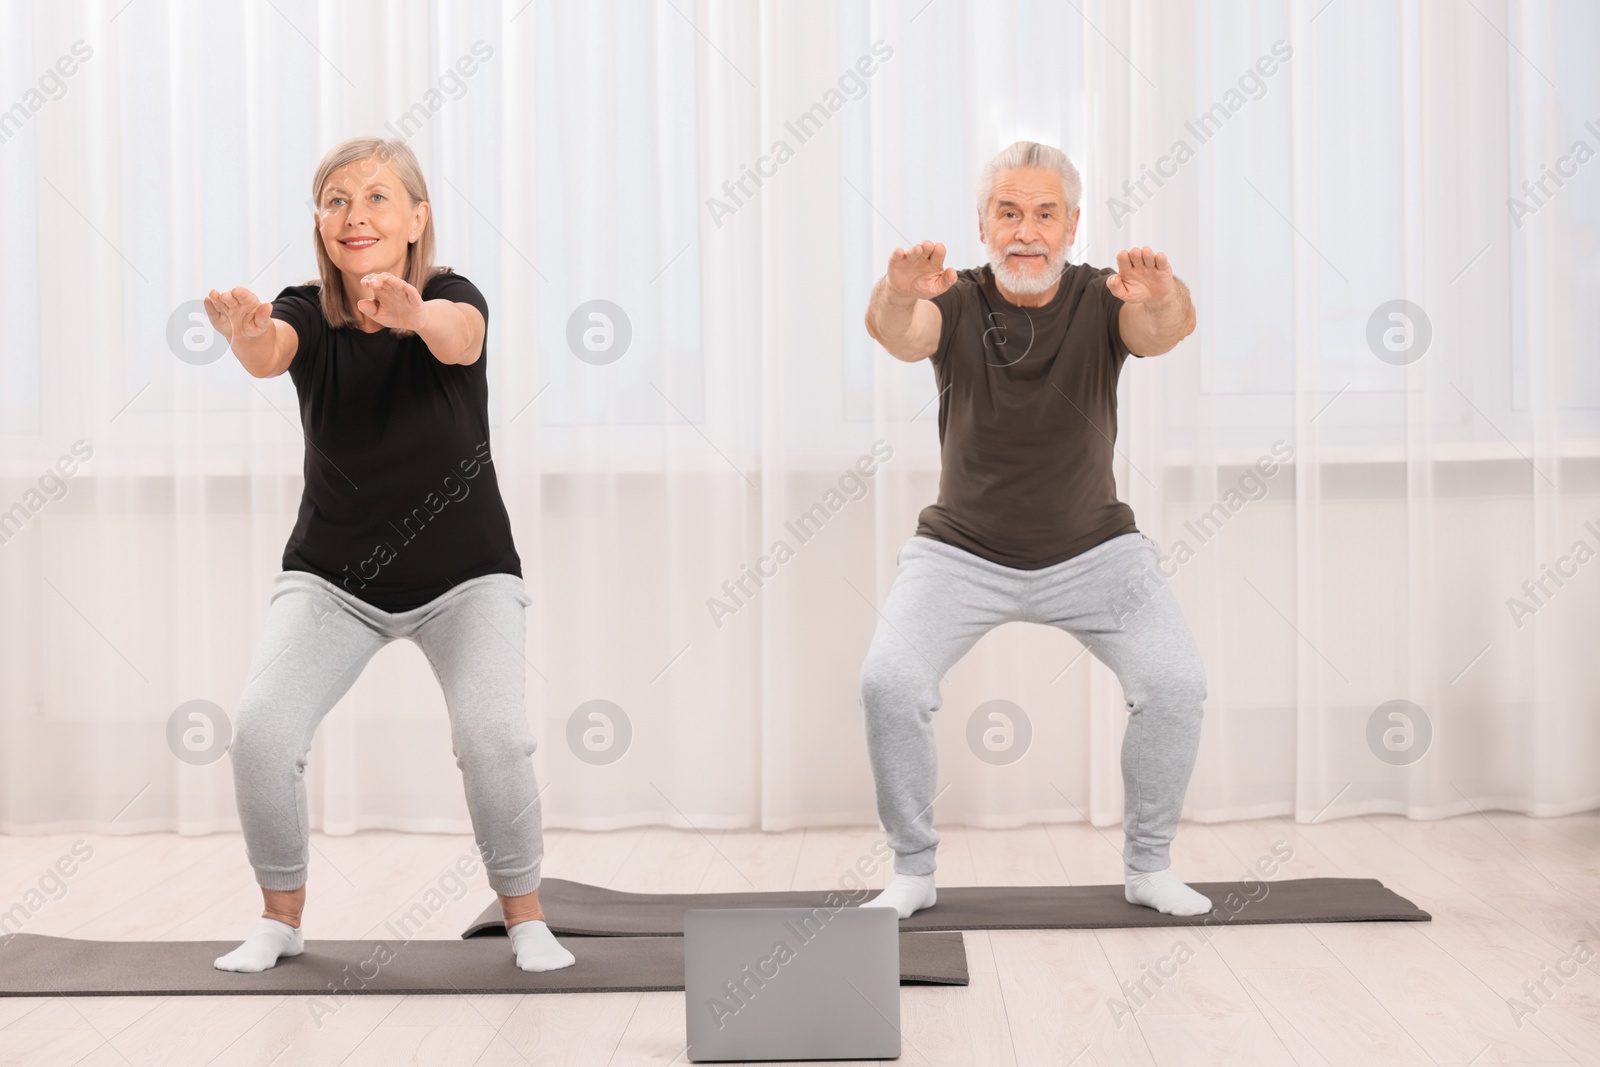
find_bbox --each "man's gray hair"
[976,141,1082,219]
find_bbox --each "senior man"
[857,140,1209,919]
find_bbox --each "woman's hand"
[357,272,429,332]
[205,286,292,376]
[204,287,273,344]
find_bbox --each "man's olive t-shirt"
[914,262,1139,569]
[269,270,522,611]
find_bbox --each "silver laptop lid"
[684,906,901,1062]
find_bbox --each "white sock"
[508,919,575,972]
[1125,868,1213,916]
[213,916,304,973]
[859,873,937,919]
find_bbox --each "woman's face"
[315,156,429,283]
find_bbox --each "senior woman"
[203,136,571,973]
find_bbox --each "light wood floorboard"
[1,813,1596,1065]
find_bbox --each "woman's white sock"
[213,916,304,973]
[1125,868,1213,916]
[508,919,576,972]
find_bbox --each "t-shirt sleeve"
[1088,264,1132,361]
[269,285,326,383]
[425,272,489,328]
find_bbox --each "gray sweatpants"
[230,570,544,896]
[859,532,1206,876]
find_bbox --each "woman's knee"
[229,695,308,777]
[452,708,536,767]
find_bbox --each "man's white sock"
[1125,868,1212,916]
[859,873,937,919]
[213,917,304,973]
[508,919,576,972]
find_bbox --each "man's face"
[981,166,1079,295]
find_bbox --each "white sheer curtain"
[2,0,1596,839]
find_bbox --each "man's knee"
[1126,651,1207,713]
[1173,654,1207,709]
[859,648,939,717]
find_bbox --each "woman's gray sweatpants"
[859,532,1207,876]
[230,570,544,896]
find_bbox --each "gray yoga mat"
[462,877,1430,938]
[0,930,968,997]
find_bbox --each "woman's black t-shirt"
[268,270,521,612]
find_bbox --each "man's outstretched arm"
[1112,246,1196,357]
[865,240,956,363]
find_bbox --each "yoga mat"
[462,877,1430,938]
[0,930,968,997]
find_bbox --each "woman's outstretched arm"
[359,271,484,365]
[205,287,297,378]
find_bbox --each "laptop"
[683,905,901,1062]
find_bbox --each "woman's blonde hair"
[309,136,449,337]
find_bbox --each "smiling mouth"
[340,237,378,249]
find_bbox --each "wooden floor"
[1,812,1598,1065]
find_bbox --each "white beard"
[986,239,1070,295]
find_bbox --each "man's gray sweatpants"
[859,532,1206,876]
[230,570,544,896]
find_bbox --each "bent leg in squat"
[216,573,385,972]
[857,537,1023,918]
[415,573,573,971]
[1035,533,1211,916]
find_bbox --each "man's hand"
[1106,246,1175,304]
[886,241,958,304]
[358,272,429,332]
[1110,246,1195,357]
[866,241,953,363]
